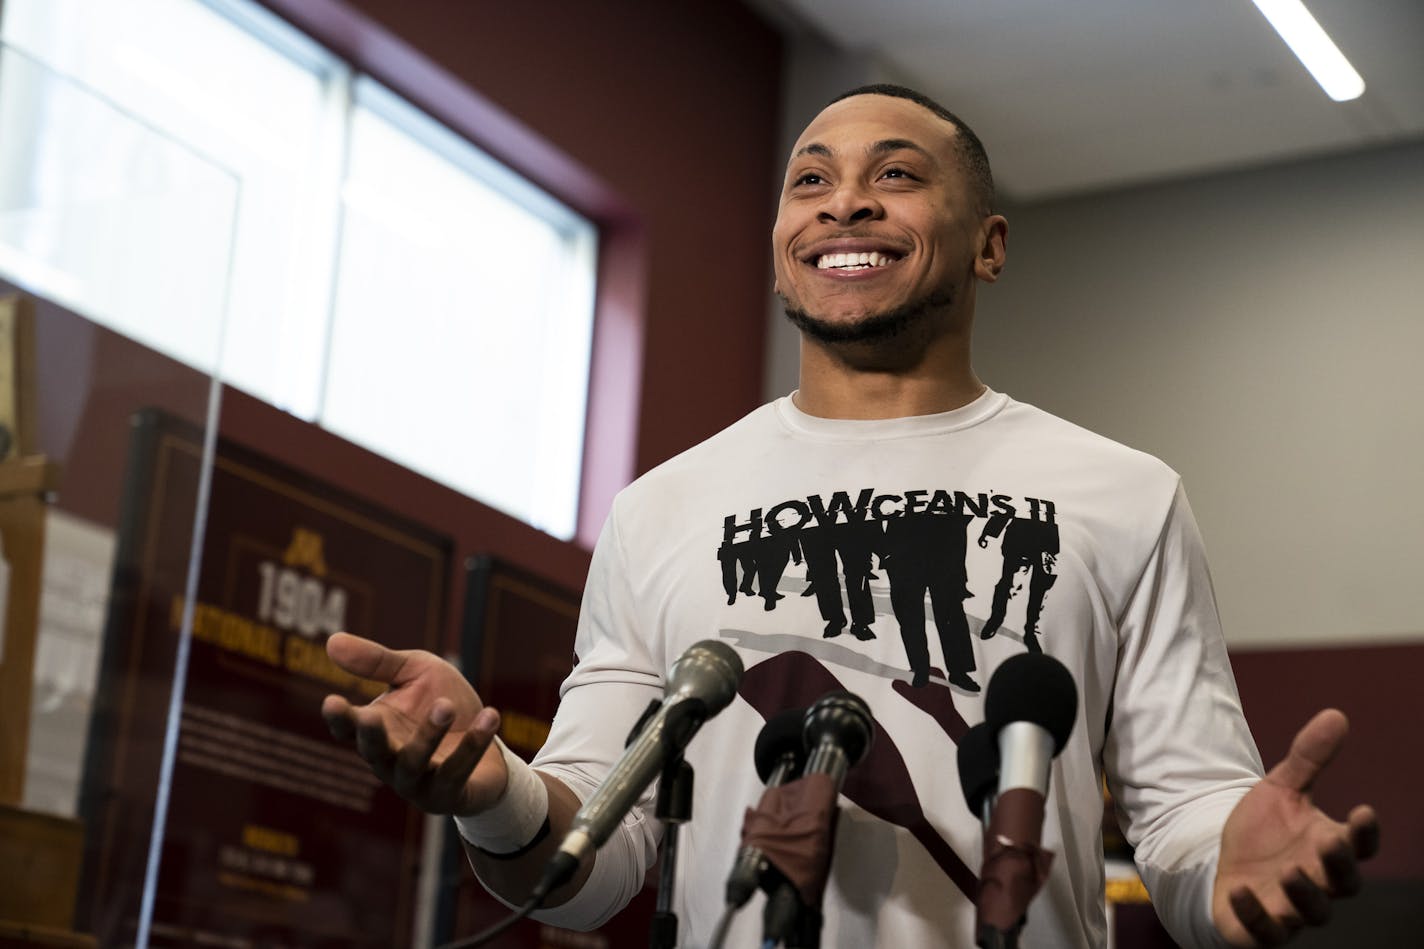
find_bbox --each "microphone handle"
[761,744,847,947]
[764,756,799,789]
[804,740,850,788]
[759,692,870,948]
[977,722,1055,946]
[726,752,801,906]
[996,721,1053,794]
[561,698,706,862]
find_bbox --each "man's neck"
[793,337,985,420]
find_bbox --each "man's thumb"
[326,631,406,683]
[1267,708,1349,793]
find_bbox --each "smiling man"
[322,85,1378,948]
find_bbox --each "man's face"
[772,95,996,344]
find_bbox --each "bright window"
[0,0,598,539]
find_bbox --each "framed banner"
[436,556,655,947]
[79,409,451,947]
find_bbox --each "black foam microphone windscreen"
[957,721,1000,821]
[754,707,809,784]
[984,653,1077,754]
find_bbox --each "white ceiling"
[759,0,1424,201]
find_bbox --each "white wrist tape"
[452,737,550,854]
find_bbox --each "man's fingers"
[390,699,456,795]
[353,707,399,780]
[1321,838,1361,897]
[433,708,502,795]
[1282,871,1331,927]
[321,694,357,742]
[1264,708,1349,794]
[1229,887,1290,947]
[326,632,410,684]
[1347,804,1380,860]
[432,728,490,791]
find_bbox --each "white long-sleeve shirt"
[520,389,1262,947]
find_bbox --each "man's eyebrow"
[869,138,930,158]
[793,142,832,159]
[791,139,932,161]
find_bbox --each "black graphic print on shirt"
[717,488,1061,687]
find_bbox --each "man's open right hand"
[320,632,508,816]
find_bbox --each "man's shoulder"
[996,397,1180,482]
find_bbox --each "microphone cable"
[707,902,738,949]
[706,896,805,949]
[437,894,538,949]
[435,850,579,949]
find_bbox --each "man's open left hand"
[1212,709,1380,946]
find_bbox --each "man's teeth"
[815,251,896,270]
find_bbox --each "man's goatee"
[783,287,955,345]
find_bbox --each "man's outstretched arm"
[1212,708,1380,947]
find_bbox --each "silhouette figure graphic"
[881,510,978,691]
[801,519,881,640]
[978,512,1060,653]
[718,538,759,605]
[753,507,805,611]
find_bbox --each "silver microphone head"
[804,690,874,767]
[665,639,744,714]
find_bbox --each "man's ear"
[974,215,1009,283]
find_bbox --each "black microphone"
[762,691,874,948]
[756,708,809,785]
[801,690,874,785]
[976,653,1077,948]
[957,721,1001,827]
[725,708,808,908]
[984,653,1076,805]
[543,640,744,890]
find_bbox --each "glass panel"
[3,0,602,542]
[1,0,346,416]
[321,78,597,541]
[0,39,236,948]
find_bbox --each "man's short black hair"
[829,83,995,214]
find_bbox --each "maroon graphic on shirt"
[738,650,979,900]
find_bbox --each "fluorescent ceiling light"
[1249,0,1366,101]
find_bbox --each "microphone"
[545,640,743,887]
[977,653,1078,948]
[957,721,1001,827]
[984,653,1076,801]
[757,708,810,785]
[802,690,874,785]
[725,708,808,908]
[761,691,874,948]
